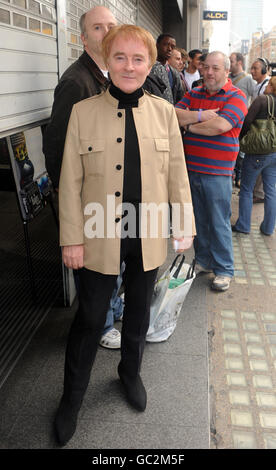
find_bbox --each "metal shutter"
[0,0,58,136]
[137,0,162,40]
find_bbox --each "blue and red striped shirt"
[175,79,247,176]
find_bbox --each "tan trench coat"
[59,89,195,274]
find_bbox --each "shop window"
[13,0,27,8]
[0,8,10,24]
[42,21,52,35]
[29,0,40,14]
[13,12,27,28]
[29,17,40,32]
[71,48,78,58]
[41,4,52,19]
[70,18,77,29]
[70,33,77,43]
[70,3,77,15]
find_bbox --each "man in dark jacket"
[43,6,125,350]
[151,33,183,105]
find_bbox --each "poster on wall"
[6,127,52,221]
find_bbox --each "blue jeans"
[233,153,276,235]
[189,172,234,277]
[102,263,125,335]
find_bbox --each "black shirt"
[109,83,144,236]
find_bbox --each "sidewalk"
[0,187,275,450]
[208,187,276,449]
[0,243,209,450]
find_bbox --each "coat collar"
[79,51,108,87]
[104,87,147,108]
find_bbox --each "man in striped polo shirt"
[176,51,247,292]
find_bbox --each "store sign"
[203,11,228,21]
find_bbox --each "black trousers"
[63,237,158,404]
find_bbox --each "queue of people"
[42,4,275,447]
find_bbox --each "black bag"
[240,95,276,155]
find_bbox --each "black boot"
[118,362,147,412]
[54,395,82,446]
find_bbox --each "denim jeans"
[102,263,125,335]
[233,153,276,235]
[189,172,234,277]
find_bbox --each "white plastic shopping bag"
[146,256,195,343]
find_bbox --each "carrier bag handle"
[169,254,181,272]
[172,255,186,279]
[185,258,196,280]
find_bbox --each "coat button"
[115,191,121,197]
[117,112,122,117]
[117,137,122,143]
[115,217,120,223]
[116,164,122,170]
[88,146,92,151]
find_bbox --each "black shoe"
[54,396,81,446]
[231,225,249,234]
[118,363,147,412]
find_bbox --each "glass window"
[29,0,40,14]
[70,33,77,44]
[13,0,27,8]
[70,18,77,29]
[42,22,52,35]
[29,17,40,32]
[0,8,10,24]
[71,48,78,58]
[41,4,52,19]
[13,12,27,28]
[70,4,77,15]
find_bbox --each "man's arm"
[175,107,220,126]
[182,88,248,136]
[43,79,84,189]
[184,115,232,136]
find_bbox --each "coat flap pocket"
[79,139,105,155]
[154,138,170,152]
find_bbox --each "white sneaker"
[194,263,213,275]
[100,328,121,349]
[211,276,231,292]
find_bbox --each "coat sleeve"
[43,79,84,188]
[58,104,85,247]
[167,105,196,238]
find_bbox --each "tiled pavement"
[0,187,275,450]
[0,244,209,450]
[208,190,276,449]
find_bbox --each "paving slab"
[0,244,210,450]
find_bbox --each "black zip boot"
[54,395,82,446]
[118,362,147,412]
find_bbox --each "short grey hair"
[79,12,87,35]
[207,51,230,71]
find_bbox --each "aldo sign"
[203,11,228,21]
